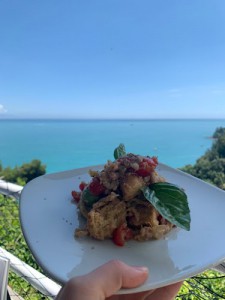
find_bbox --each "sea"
[1,119,225,174]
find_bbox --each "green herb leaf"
[141,182,191,231]
[82,187,99,206]
[114,144,126,160]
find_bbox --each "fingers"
[56,260,183,300]
[66,260,149,300]
[84,260,149,298]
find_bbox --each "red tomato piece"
[136,157,158,177]
[89,177,105,196]
[79,181,87,191]
[112,223,133,247]
[71,191,81,203]
[152,156,158,165]
[157,214,168,225]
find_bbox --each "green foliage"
[0,159,46,185]
[177,126,225,298]
[0,159,47,298]
[213,135,225,159]
[213,127,225,139]
[8,272,43,300]
[0,194,47,299]
[181,127,225,190]
[178,271,225,299]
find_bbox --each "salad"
[72,144,191,246]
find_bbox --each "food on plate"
[72,144,191,246]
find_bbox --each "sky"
[0,0,225,119]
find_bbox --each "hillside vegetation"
[0,159,46,185]
[181,127,225,190]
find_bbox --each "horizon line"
[1,117,225,121]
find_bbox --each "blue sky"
[0,0,225,119]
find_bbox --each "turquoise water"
[1,119,225,173]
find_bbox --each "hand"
[56,260,182,300]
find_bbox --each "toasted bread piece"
[120,174,145,201]
[126,198,173,241]
[87,193,126,240]
[150,170,166,183]
[134,224,173,241]
[126,198,159,228]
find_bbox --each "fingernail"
[133,266,149,273]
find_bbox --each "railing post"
[0,247,61,299]
[0,180,23,200]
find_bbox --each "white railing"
[0,247,61,299]
[0,180,61,299]
[0,180,23,201]
[0,179,225,299]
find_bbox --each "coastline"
[1,119,225,174]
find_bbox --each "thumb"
[75,260,149,299]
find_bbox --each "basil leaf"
[114,144,126,159]
[141,182,191,231]
[82,187,99,206]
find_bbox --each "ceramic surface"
[20,164,225,294]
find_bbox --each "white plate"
[20,163,225,294]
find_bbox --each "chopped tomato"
[112,223,133,247]
[71,191,81,203]
[79,181,87,191]
[157,214,168,225]
[135,157,158,177]
[89,177,105,196]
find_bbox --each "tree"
[0,159,46,185]
[181,127,225,190]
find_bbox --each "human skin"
[55,260,182,300]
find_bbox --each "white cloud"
[0,104,7,114]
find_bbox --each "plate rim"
[19,163,225,293]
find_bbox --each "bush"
[0,159,46,185]
[181,127,225,190]
[0,194,46,299]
